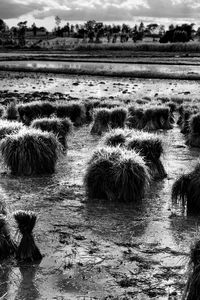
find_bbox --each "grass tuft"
[31,117,73,148]
[91,108,111,135]
[0,128,61,175]
[13,210,42,262]
[84,146,149,202]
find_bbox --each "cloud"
[33,0,200,21]
[0,0,39,19]
[1,0,200,22]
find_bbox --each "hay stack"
[84,147,149,202]
[0,128,61,175]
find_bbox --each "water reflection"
[1,60,200,76]
[15,263,40,300]
[0,262,11,299]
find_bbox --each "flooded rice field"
[1,61,200,78]
[0,71,200,299]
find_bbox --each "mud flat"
[0,71,200,299]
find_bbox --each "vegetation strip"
[0,65,200,80]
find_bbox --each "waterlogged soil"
[0,71,200,100]
[0,72,200,299]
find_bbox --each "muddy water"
[0,118,199,299]
[1,60,200,77]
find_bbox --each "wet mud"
[0,72,200,299]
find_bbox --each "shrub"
[0,120,24,140]
[90,108,111,135]
[172,164,200,214]
[56,102,86,126]
[84,147,149,202]
[31,117,73,148]
[0,128,61,175]
[126,131,167,180]
[13,210,42,262]
[17,101,56,125]
[110,107,127,129]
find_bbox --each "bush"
[172,164,200,214]
[31,117,73,148]
[17,101,56,125]
[0,128,61,175]
[90,108,111,135]
[0,120,24,140]
[110,107,127,129]
[84,147,149,202]
[56,102,86,126]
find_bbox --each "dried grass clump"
[84,147,149,203]
[103,128,131,147]
[110,107,127,129]
[0,120,24,140]
[172,164,200,214]
[126,131,167,180]
[180,110,192,135]
[126,106,145,130]
[186,114,200,147]
[0,215,16,259]
[0,105,5,118]
[56,102,86,126]
[14,210,42,262]
[0,128,61,175]
[4,102,18,120]
[84,100,100,123]
[17,101,56,125]
[144,107,173,131]
[182,240,200,300]
[31,117,73,148]
[90,108,111,135]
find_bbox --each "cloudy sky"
[2,0,200,30]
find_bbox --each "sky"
[1,0,200,30]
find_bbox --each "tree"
[31,23,37,37]
[55,16,61,28]
[17,21,27,47]
[0,19,7,32]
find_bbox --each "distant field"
[74,41,200,52]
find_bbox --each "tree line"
[0,17,198,48]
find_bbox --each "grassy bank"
[75,42,200,53]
